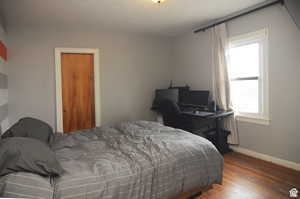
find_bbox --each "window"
[228,29,269,125]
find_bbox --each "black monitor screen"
[153,89,179,106]
[182,90,210,107]
[170,86,190,103]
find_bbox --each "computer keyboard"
[182,111,215,117]
[193,111,215,117]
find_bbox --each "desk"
[182,110,234,154]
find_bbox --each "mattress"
[0,172,53,198]
[0,121,223,199]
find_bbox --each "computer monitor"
[153,89,179,107]
[181,90,210,107]
[169,86,190,103]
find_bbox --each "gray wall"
[171,30,213,91]
[7,28,172,129]
[285,0,300,30]
[0,22,9,133]
[171,5,300,164]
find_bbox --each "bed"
[0,121,223,199]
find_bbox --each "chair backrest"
[158,100,182,128]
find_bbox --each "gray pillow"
[0,137,64,177]
[2,117,53,145]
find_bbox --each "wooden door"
[61,53,95,133]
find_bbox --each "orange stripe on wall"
[0,41,7,61]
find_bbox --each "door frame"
[55,48,101,133]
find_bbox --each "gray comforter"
[0,121,223,199]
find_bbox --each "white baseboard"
[230,146,300,172]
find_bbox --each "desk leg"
[215,118,222,153]
[215,117,231,154]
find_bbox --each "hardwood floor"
[181,152,300,199]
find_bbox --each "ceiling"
[0,0,267,36]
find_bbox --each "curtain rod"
[194,0,284,33]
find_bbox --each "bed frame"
[173,186,212,199]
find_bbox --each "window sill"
[236,115,270,126]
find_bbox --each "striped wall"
[0,23,9,134]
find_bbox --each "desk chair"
[157,100,193,132]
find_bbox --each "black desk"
[182,110,234,154]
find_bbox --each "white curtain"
[211,23,239,145]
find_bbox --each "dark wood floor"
[181,152,300,199]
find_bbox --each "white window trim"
[229,28,270,125]
[55,48,101,133]
[236,115,270,126]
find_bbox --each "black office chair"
[157,99,193,132]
